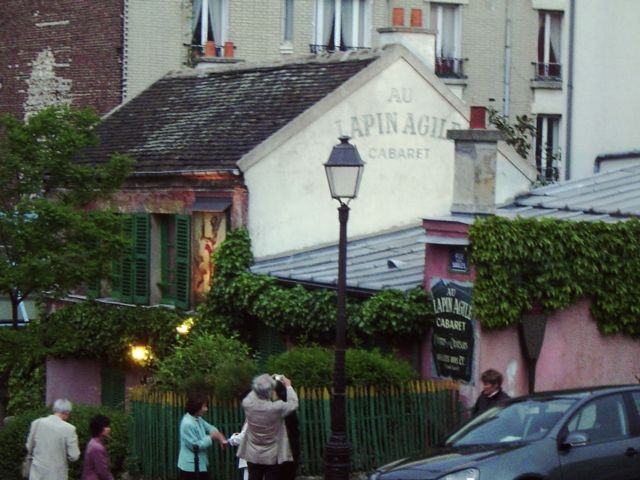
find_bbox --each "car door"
[558,393,639,480]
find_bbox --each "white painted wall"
[496,143,538,205]
[244,57,468,258]
[567,0,640,179]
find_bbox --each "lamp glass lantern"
[324,136,365,202]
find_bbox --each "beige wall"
[125,0,190,100]
[243,54,470,258]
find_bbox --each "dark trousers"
[178,469,210,480]
[279,461,298,480]
[247,462,279,480]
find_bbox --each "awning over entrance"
[251,226,427,293]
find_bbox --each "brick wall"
[0,0,124,119]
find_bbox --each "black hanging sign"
[430,278,474,382]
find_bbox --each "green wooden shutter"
[114,215,134,302]
[86,279,100,299]
[132,213,150,305]
[175,215,191,310]
[101,365,125,409]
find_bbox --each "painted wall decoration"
[193,212,224,303]
[430,278,475,382]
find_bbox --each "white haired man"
[25,398,81,480]
[237,374,299,480]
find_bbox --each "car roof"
[510,384,640,402]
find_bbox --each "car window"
[631,392,640,417]
[566,394,628,443]
[447,398,574,446]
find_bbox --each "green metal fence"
[128,380,462,479]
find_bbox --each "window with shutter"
[132,214,150,305]
[111,214,149,305]
[175,215,191,310]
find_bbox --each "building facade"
[2,1,569,185]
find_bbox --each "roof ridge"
[165,48,384,79]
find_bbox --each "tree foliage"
[197,228,434,344]
[0,106,133,326]
[469,216,640,336]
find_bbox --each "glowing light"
[129,345,153,365]
[176,317,195,335]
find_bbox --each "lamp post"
[323,136,365,480]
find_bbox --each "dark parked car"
[368,385,640,480]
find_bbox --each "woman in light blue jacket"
[177,393,227,480]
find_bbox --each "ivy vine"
[197,228,434,344]
[469,216,640,336]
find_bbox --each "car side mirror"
[559,432,589,450]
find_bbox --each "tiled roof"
[81,54,378,173]
[250,226,427,293]
[497,164,640,222]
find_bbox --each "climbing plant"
[197,228,434,344]
[469,216,640,336]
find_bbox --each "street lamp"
[323,136,364,480]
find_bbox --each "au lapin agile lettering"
[334,88,462,160]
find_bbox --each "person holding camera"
[237,373,298,480]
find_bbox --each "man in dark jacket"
[473,369,510,415]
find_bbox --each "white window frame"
[314,0,372,50]
[538,10,562,78]
[429,2,462,60]
[536,115,561,181]
[193,0,229,46]
[283,0,295,44]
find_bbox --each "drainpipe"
[502,0,512,117]
[564,0,576,179]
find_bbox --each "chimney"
[447,107,503,214]
[378,8,435,70]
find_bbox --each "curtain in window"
[284,0,294,42]
[208,0,223,43]
[549,13,561,63]
[192,0,223,44]
[192,0,202,35]
[341,0,354,48]
[323,0,335,46]
[440,5,456,58]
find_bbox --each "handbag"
[21,454,32,479]
[22,418,39,479]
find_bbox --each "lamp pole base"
[324,436,352,480]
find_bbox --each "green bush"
[151,333,258,400]
[0,404,128,480]
[0,328,46,416]
[267,346,418,388]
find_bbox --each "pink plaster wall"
[536,299,640,390]
[421,219,640,409]
[46,358,146,406]
[46,358,101,406]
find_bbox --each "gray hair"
[252,374,276,400]
[52,398,73,414]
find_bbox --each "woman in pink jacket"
[81,415,113,480]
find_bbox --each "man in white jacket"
[237,374,298,480]
[25,398,81,480]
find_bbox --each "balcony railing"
[309,44,369,54]
[435,57,466,79]
[533,62,562,81]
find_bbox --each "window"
[313,0,372,53]
[537,10,562,80]
[158,214,191,309]
[567,395,629,443]
[283,0,294,43]
[110,213,191,309]
[192,0,228,47]
[535,115,560,182]
[429,3,463,77]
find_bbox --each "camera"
[272,374,284,382]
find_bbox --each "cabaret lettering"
[435,317,467,332]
